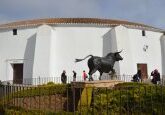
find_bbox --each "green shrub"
[2,82,165,114]
[92,82,165,114]
[1,84,71,105]
[5,108,53,115]
[5,107,79,115]
[0,80,2,86]
[46,81,55,85]
[15,84,70,97]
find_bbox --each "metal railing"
[1,75,165,86]
[1,75,134,85]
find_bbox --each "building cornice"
[0,18,164,32]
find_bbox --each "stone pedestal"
[71,80,124,88]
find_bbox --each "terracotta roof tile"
[0,18,164,32]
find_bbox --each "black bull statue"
[75,51,123,81]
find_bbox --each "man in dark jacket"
[132,69,142,82]
[61,70,67,84]
[151,69,160,84]
[72,70,77,81]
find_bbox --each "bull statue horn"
[117,49,123,53]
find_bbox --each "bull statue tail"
[75,55,93,62]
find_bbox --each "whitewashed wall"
[0,24,111,82]
[0,23,164,84]
[32,25,52,78]
[103,28,117,56]
[0,28,37,81]
[50,26,110,81]
[160,35,165,76]
[129,29,162,76]
[115,26,163,77]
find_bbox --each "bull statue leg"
[99,71,103,80]
[89,76,94,81]
[88,68,97,81]
[112,69,115,74]
[108,69,115,75]
[109,69,116,80]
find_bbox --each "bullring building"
[0,18,165,84]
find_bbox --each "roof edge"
[0,18,164,32]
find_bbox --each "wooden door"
[13,64,23,84]
[137,64,148,80]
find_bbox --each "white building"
[0,18,164,84]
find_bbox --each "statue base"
[71,80,124,88]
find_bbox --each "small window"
[13,29,17,35]
[142,30,145,36]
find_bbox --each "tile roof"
[0,18,164,32]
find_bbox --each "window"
[142,30,145,36]
[13,29,17,35]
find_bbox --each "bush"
[46,81,55,85]
[5,107,79,115]
[0,80,3,87]
[2,82,165,114]
[16,84,70,97]
[92,82,165,114]
[1,83,71,106]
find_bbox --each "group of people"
[132,69,161,84]
[61,70,88,84]
[62,68,161,84]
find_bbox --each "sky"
[0,0,165,29]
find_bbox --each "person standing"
[72,70,77,81]
[132,69,142,82]
[137,69,142,82]
[82,70,88,81]
[155,69,161,84]
[151,69,160,84]
[61,70,67,84]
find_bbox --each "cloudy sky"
[0,0,165,29]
